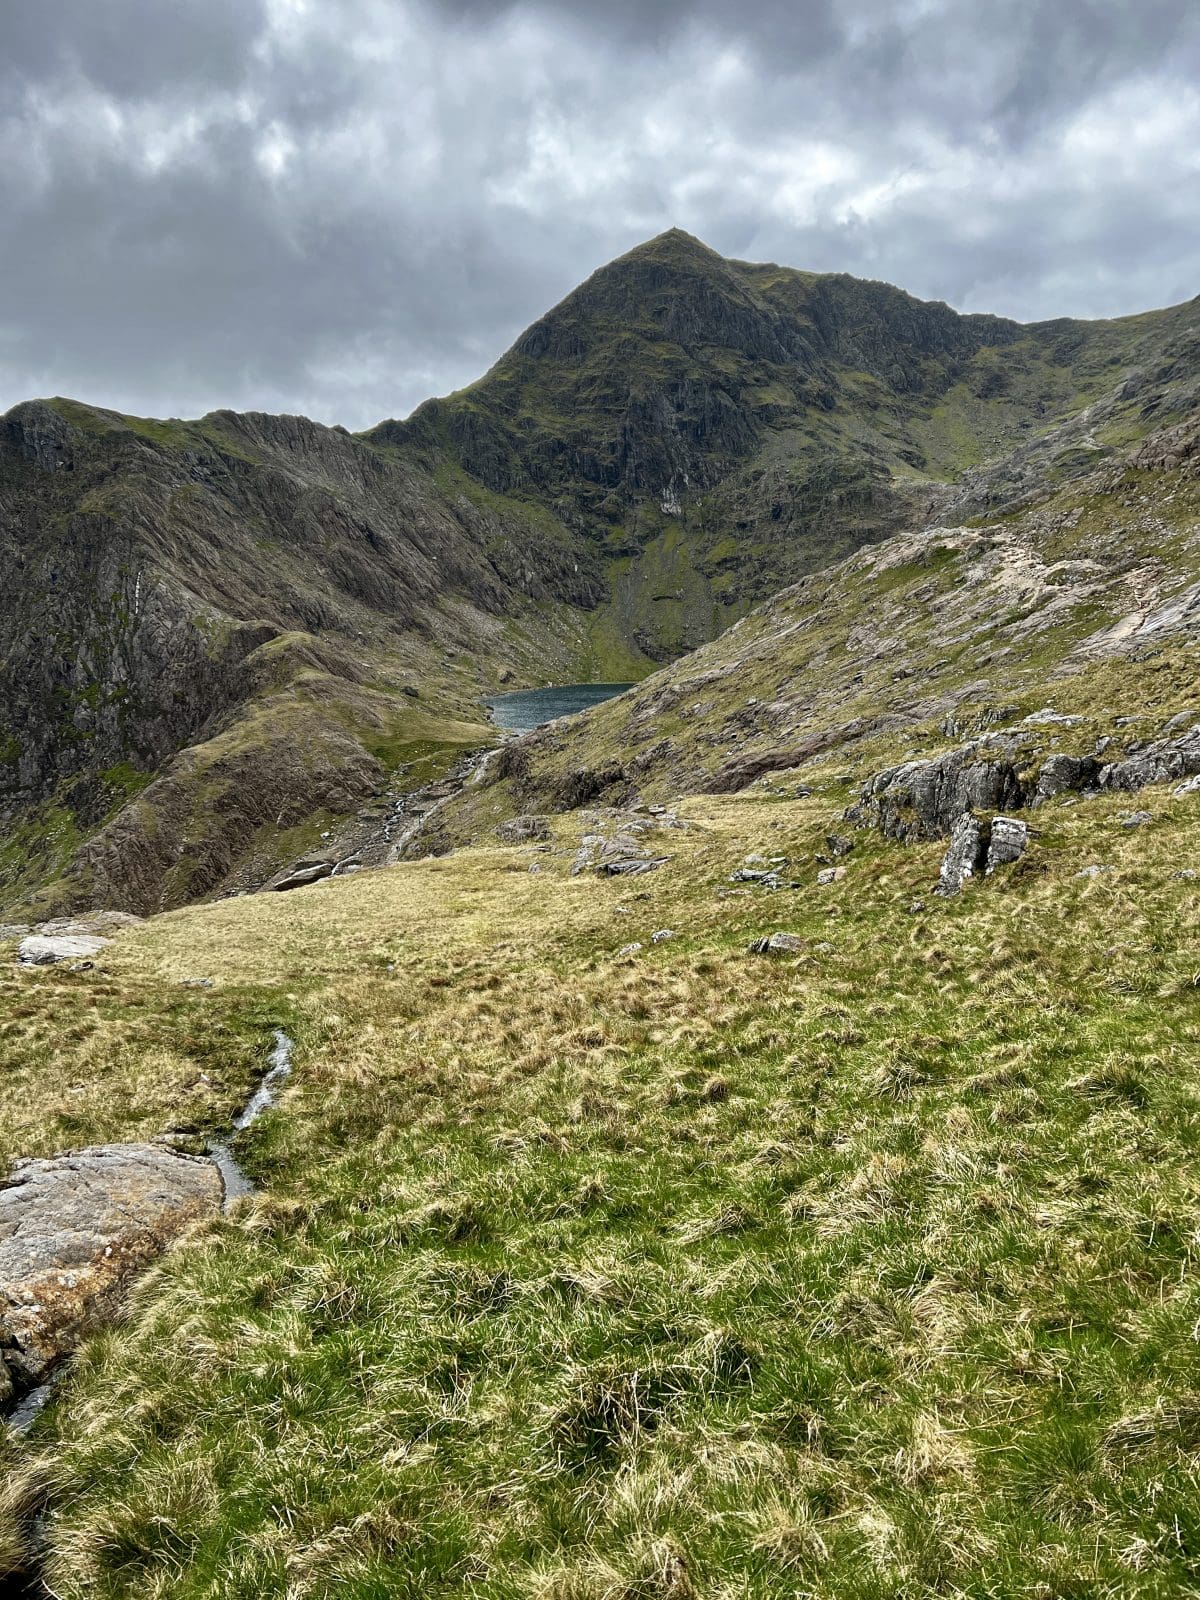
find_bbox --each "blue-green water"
[487,682,633,733]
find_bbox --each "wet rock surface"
[0,1145,222,1400]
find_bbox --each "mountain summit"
[373,231,1198,656]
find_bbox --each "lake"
[486,682,634,734]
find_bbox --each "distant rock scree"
[0,1145,221,1403]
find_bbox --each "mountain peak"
[605,227,733,280]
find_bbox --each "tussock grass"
[2,780,1199,1595]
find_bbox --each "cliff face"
[430,395,1200,844]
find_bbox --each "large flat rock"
[0,1144,222,1399]
[17,934,110,965]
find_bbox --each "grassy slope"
[3,765,1200,1596]
[0,397,633,916]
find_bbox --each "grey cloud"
[0,0,267,96]
[0,0,1196,429]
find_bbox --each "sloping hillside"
[3,235,1196,916]
[4,726,1200,1596]
[444,401,1200,841]
[0,400,604,914]
[3,241,1200,1600]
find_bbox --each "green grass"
[3,777,1200,1595]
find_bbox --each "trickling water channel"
[3,1028,296,1442]
[208,1028,295,1210]
[1,1030,294,1593]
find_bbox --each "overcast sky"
[2,0,1197,430]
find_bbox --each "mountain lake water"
[486,682,634,733]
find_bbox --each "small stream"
[208,1028,295,1210]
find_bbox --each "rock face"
[1099,728,1200,792]
[852,746,1027,841]
[496,815,553,843]
[985,816,1029,874]
[1034,754,1100,804]
[271,858,336,892]
[935,813,985,897]
[0,1145,222,1400]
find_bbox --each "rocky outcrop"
[16,934,109,965]
[985,816,1029,874]
[0,1145,221,1402]
[1098,727,1200,792]
[935,814,985,896]
[704,723,874,794]
[271,858,335,892]
[852,722,1200,855]
[496,815,553,843]
[850,744,1027,841]
[1034,753,1100,804]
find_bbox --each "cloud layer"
[2,0,1197,428]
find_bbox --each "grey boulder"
[271,858,335,892]
[1034,753,1100,804]
[0,1145,222,1398]
[985,816,1029,873]
[496,814,553,842]
[748,932,806,955]
[935,813,984,897]
[17,934,110,966]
